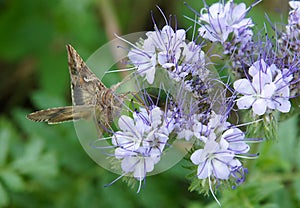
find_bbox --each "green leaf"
[271,188,294,208]
[31,90,68,109]
[12,108,60,142]
[296,141,300,170]
[294,179,300,203]
[0,117,15,166]
[23,136,44,160]
[12,149,58,178]
[9,133,58,179]
[260,204,280,208]
[278,116,298,164]
[0,169,25,191]
[254,181,284,201]
[29,152,58,178]
[0,182,9,207]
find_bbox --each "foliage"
[0,0,299,207]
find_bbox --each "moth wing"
[26,105,95,124]
[66,44,106,106]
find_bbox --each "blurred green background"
[1,0,300,207]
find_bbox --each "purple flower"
[191,112,252,180]
[128,23,208,88]
[128,25,186,84]
[191,139,235,180]
[220,128,250,154]
[198,0,254,43]
[190,119,257,205]
[112,106,169,180]
[190,107,259,192]
[116,147,162,180]
[234,59,293,115]
[168,41,207,82]
[192,111,230,142]
[128,48,157,84]
[286,1,300,39]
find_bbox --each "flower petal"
[197,160,211,179]
[212,159,231,179]
[236,95,256,109]
[118,115,135,132]
[234,79,255,95]
[190,149,204,165]
[262,83,276,98]
[249,59,267,77]
[252,99,267,115]
[276,99,291,113]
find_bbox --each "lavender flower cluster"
[99,0,300,205]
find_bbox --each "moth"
[27,44,124,128]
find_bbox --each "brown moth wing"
[66,44,106,106]
[27,44,123,128]
[26,106,95,124]
[66,44,123,126]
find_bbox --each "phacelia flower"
[286,1,300,39]
[191,110,252,180]
[190,122,255,206]
[112,106,169,181]
[198,0,254,43]
[234,59,293,115]
[221,128,250,154]
[128,23,208,88]
[191,139,234,180]
[279,1,300,61]
[128,25,186,84]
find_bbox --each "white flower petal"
[148,148,162,164]
[222,128,249,153]
[275,99,291,113]
[157,52,168,66]
[178,129,194,140]
[230,142,249,153]
[234,79,255,95]
[112,132,132,147]
[198,25,222,42]
[229,159,242,171]
[212,159,231,179]
[197,160,211,179]
[231,3,246,20]
[144,157,155,172]
[118,115,135,132]
[145,66,156,84]
[236,95,256,109]
[252,99,267,115]
[121,157,138,172]
[115,147,135,159]
[209,3,225,19]
[252,73,272,93]
[289,1,300,10]
[190,149,204,165]
[219,138,229,149]
[222,128,244,140]
[175,29,186,42]
[276,85,290,98]
[134,158,155,179]
[249,59,267,77]
[262,83,276,98]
